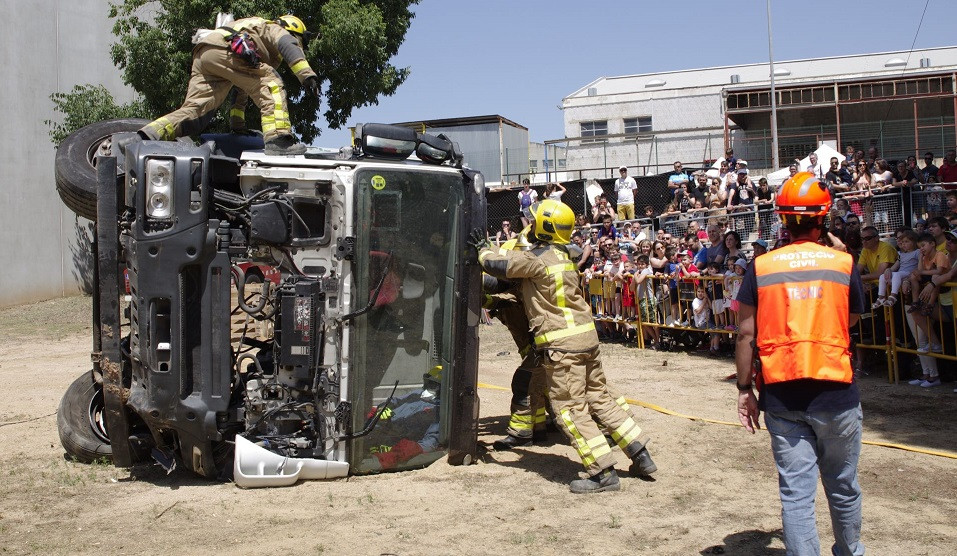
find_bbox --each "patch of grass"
[507,531,537,546]
[608,514,623,529]
[1,295,92,340]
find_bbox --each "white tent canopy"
[765,144,846,187]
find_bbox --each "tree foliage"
[46,85,150,145]
[50,0,417,143]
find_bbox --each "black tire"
[54,119,193,221]
[57,372,112,463]
[54,118,149,222]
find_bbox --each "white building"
[1,1,136,308]
[561,46,957,178]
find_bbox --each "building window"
[529,159,538,170]
[557,159,566,169]
[624,116,652,134]
[580,120,608,143]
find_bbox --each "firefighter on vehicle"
[472,200,657,494]
[139,15,319,156]
[735,171,866,555]
[482,229,549,450]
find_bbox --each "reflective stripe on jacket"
[479,244,597,351]
[203,17,317,82]
[754,241,854,385]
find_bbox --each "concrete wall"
[0,0,135,308]
[563,92,726,178]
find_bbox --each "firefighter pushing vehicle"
[473,200,658,494]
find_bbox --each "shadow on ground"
[700,528,785,555]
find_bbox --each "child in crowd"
[603,251,625,320]
[724,258,747,330]
[669,250,699,327]
[634,255,661,348]
[906,233,946,316]
[872,229,920,308]
[708,262,727,330]
[618,261,637,321]
[692,285,711,328]
[585,254,605,316]
[692,285,721,355]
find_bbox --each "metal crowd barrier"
[867,278,957,384]
[580,270,957,385]
[833,190,905,237]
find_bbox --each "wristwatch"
[736,382,753,391]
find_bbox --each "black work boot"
[492,435,532,451]
[569,468,620,494]
[629,446,658,477]
[264,134,308,155]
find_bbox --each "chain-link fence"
[833,190,906,237]
[484,171,706,235]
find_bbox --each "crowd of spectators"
[489,147,957,388]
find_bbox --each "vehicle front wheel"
[57,372,112,463]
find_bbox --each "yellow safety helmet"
[276,15,307,36]
[526,200,575,245]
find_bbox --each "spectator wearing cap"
[727,168,754,212]
[668,161,690,198]
[752,239,769,258]
[858,226,898,283]
[615,166,638,220]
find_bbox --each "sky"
[312,0,950,147]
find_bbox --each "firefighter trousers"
[505,361,547,439]
[544,347,645,476]
[141,46,292,141]
[489,291,547,439]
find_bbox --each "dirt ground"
[0,296,955,555]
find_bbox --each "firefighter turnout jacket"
[479,244,596,352]
[754,241,854,385]
[142,17,317,141]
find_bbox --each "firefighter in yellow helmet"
[472,199,657,493]
[482,227,549,450]
[139,15,319,155]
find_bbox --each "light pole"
[767,0,779,170]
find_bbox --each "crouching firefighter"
[482,230,549,450]
[472,200,657,493]
[140,15,320,155]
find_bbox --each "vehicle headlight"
[145,159,174,220]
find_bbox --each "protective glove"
[304,76,320,97]
[391,438,424,462]
[468,228,491,252]
[374,450,399,470]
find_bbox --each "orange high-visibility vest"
[754,241,854,385]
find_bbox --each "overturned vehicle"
[54,121,484,487]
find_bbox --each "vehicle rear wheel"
[57,372,112,463]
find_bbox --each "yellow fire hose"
[478,382,957,460]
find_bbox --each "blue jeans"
[765,405,864,556]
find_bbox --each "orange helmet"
[775,171,831,217]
